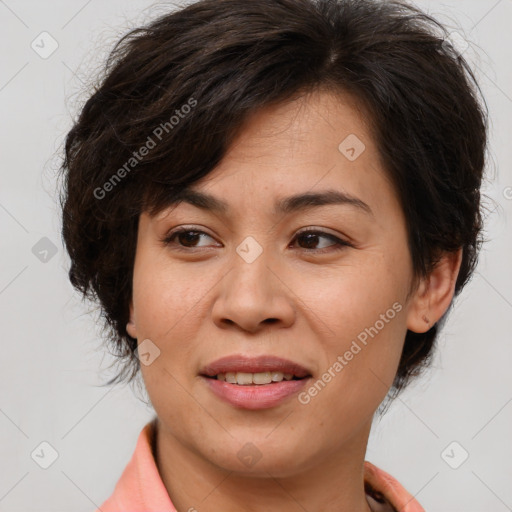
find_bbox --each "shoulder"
[364,461,425,512]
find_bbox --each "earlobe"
[406,248,463,333]
[126,299,137,339]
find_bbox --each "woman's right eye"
[161,228,217,250]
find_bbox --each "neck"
[152,418,375,512]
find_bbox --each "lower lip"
[201,376,311,410]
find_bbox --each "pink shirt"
[96,420,425,512]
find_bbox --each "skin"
[126,88,462,512]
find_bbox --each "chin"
[201,435,313,477]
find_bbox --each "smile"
[201,374,312,410]
[210,371,306,385]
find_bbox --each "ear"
[406,248,463,333]
[126,299,138,339]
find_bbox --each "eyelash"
[160,227,353,254]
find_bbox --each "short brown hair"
[58,0,489,401]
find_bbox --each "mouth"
[202,371,310,385]
[199,357,313,410]
[199,354,313,384]
[200,369,311,410]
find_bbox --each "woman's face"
[127,89,427,475]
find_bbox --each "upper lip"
[200,355,312,378]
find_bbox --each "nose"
[211,245,296,334]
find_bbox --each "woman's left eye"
[160,228,352,253]
[291,229,352,252]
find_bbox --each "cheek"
[132,253,206,338]
[131,257,215,399]
[291,251,409,396]
[295,269,407,432]
[298,253,407,339]
[133,260,206,416]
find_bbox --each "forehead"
[153,88,398,223]
[225,88,374,161]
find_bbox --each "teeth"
[215,371,297,385]
[253,372,272,384]
[236,372,254,385]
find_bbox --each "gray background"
[0,0,511,510]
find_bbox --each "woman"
[58,0,488,510]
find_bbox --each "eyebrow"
[166,188,374,218]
